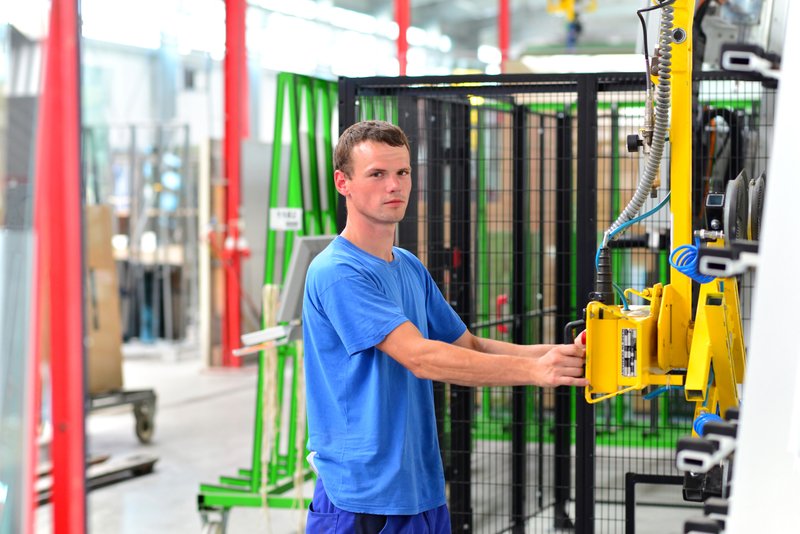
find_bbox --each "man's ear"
[334,170,349,196]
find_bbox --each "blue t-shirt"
[303,236,466,515]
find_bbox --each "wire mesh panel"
[338,71,772,534]
[693,76,774,345]
[592,76,689,534]
[343,75,585,534]
[591,73,774,534]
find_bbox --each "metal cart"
[89,389,158,443]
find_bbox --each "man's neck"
[340,220,396,262]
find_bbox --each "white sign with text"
[269,208,303,231]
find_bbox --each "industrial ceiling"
[332,0,648,57]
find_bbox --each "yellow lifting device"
[583,0,747,432]
[546,0,597,23]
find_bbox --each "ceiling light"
[477,45,502,65]
[406,26,427,47]
[378,20,399,40]
[330,7,376,34]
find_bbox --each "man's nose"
[387,174,401,191]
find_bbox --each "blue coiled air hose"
[669,239,715,284]
[693,412,723,437]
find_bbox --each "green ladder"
[198,73,338,532]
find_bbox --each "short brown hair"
[334,121,410,178]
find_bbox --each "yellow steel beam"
[657,283,693,369]
[685,286,715,403]
[705,289,740,415]
[648,373,685,387]
[722,279,746,384]
[691,384,718,437]
[685,280,743,418]
[667,0,697,367]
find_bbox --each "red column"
[499,0,510,73]
[223,0,248,366]
[395,0,410,76]
[34,0,85,531]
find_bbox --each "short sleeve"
[423,268,467,344]
[317,275,409,357]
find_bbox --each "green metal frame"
[198,73,337,515]
[358,95,400,124]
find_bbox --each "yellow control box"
[584,284,684,403]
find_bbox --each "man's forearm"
[457,331,557,359]
[377,321,588,388]
[410,339,552,387]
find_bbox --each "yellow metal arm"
[667,0,697,369]
[582,0,747,438]
[684,279,746,414]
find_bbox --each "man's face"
[335,141,411,226]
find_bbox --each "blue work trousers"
[306,477,451,534]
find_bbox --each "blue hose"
[669,238,715,284]
[596,193,672,310]
[643,384,684,400]
[612,282,628,310]
[693,412,724,437]
[607,192,672,242]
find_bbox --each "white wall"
[82,40,154,126]
[85,40,285,148]
[175,59,225,146]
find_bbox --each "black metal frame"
[338,72,600,534]
[510,103,528,534]
[337,70,762,534]
[448,101,476,532]
[575,73,599,534]
[553,108,574,531]
[624,474,687,534]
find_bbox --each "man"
[303,121,587,533]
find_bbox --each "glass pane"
[0,5,48,531]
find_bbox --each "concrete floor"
[36,354,313,534]
[34,353,699,534]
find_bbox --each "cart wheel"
[133,402,155,443]
[200,521,223,534]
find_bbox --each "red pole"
[499,0,510,73]
[223,0,247,366]
[34,0,85,531]
[395,0,410,76]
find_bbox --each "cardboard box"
[85,205,124,394]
